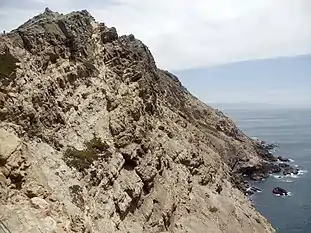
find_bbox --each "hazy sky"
[176,55,311,106]
[0,1,310,105]
[0,0,311,70]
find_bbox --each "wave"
[246,187,262,193]
[298,170,308,175]
[269,149,278,153]
[273,192,292,197]
[285,170,308,178]
[284,174,299,179]
[271,174,283,179]
[271,175,295,183]
[271,169,308,181]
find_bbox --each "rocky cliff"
[0,9,275,233]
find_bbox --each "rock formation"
[0,10,275,233]
[272,187,288,196]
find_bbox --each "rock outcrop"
[278,156,290,163]
[0,10,275,233]
[272,187,288,196]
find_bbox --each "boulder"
[272,187,288,196]
[255,143,278,162]
[283,167,299,176]
[278,163,290,168]
[30,197,49,209]
[278,156,290,162]
[246,186,262,196]
[270,164,281,174]
[0,128,21,161]
[263,143,278,151]
[100,26,118,44]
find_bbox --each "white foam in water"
[246,187,262,193]
[283,179,294,183]
[273,192,291,197]
[287,174,299,179]
[289,159,295,162]
[272,175,295,183]
[272,174,283,179]
[298,170,308,175]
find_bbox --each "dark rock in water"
[265,153,278,162]
[270,164,281,174]
[240,166,266,181]
[283,167,299,176]
[240,163,278,181]
[273,187,288,196]
[278,156,290,162]
[262,142,279,151]
[251,186,262,192]
[246,186,262,196]
[250,174,266,181]
[255,139,279,151]
[278,163,290,168]
[239,159,299,182]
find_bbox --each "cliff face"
[0,10,275,233]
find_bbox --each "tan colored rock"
[0,172,6,183]
[30,197,49,209]
[0,128,20,161]
[38,217,57,233]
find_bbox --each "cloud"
[0,0,310,70]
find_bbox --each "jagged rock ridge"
[0,10,275,233]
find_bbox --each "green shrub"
[209,206,219,213]
[63,135,109,172]
[85,135,109,152]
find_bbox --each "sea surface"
[221,107,311,233]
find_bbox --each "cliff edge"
[0,10,275,233]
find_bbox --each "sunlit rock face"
[0,9,275,233]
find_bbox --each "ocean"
[222,107,311,233]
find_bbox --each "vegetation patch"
[69,185,85,210]
[209,206,219,213]
[0,50,18,86]
[63,135,110,172]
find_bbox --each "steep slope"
[0,9,275,233]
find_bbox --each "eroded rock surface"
[0,9,275,233]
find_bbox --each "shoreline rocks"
[254,140,278,162]
[240,161,299,182]
[240,139,299,196]
[283,166,299,176]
